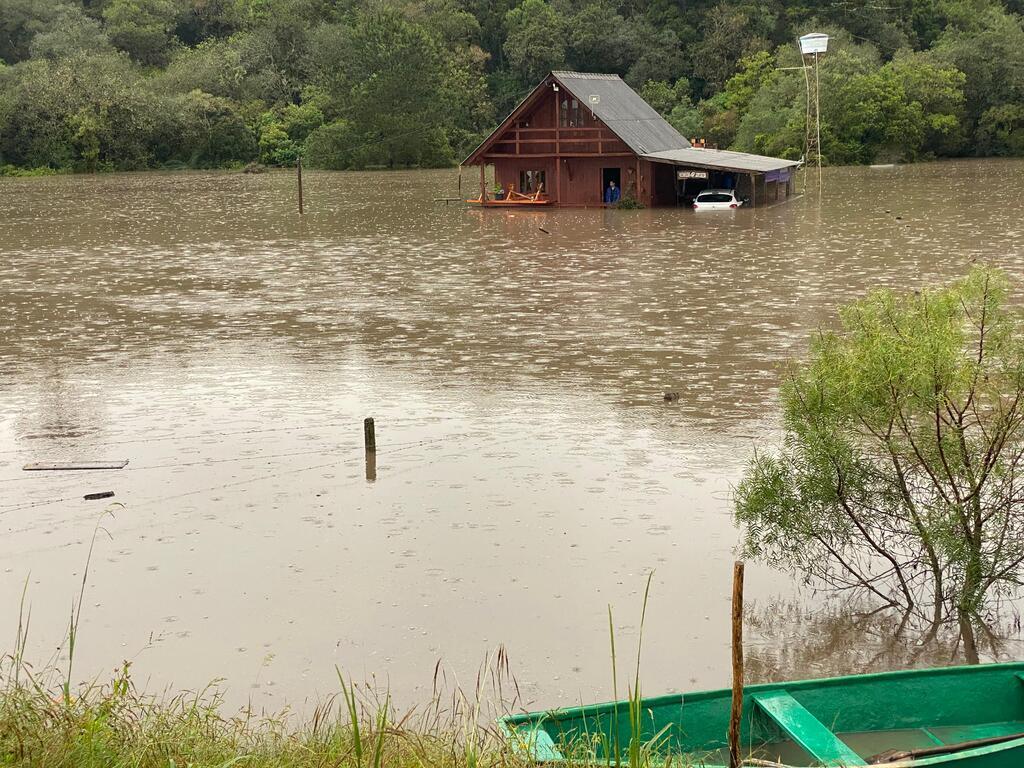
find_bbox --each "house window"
[560,98,590,128]
[519,170,546,193]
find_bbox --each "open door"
[601,167,621,202]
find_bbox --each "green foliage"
[0,0,68,64]
[623,24,687,87]
[567,1,630,72]
[175,89,257,166]
[102,0,185,66]
[614,195,645,209]
[691,5,772,93]
[701,51,777,147]
[641,78,702,139]
[0,0,1023,171]
[258,121,297,165]
[976,103,1024,155]
[730,33,968,163]
[337,8,455,168]
[0,661,528,768]
[503,0,566,83]
[735,267,1024,660]
[933,6,1024,134]
[28,5,113,60]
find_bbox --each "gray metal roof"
[552,72,691,155]
[643,147,801,173]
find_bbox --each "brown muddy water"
[1,159,1024,712]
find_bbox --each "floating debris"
[23,460,129,471]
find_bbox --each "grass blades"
[605,571,673,768]
[609,604,621,768]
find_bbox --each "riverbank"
[0,662,524,768]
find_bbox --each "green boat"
[499,663,1024,766]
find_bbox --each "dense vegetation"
[735,266,1024,663]
[0,0,1022,173]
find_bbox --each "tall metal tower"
[799,33,828,193]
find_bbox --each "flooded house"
[463,71,800,208]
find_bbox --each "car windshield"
[697,193,733,203]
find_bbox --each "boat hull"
[499,663,1024,767]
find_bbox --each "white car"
[692,189,743,210]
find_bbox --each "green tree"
[735,267,1024,662]
[174,89,257,166]
[976,103,1024,156]
[304,119,355,169]
[103,0,186,66]
[341,9,454,167]
[503,0,566,84]
[933,7,1024,140]
[0,0,66,63]
[701,50,777,148]
[623,22,686,87]
[28,4,113,60]
[258,118,298,164]
[640,77,702,138]
[567,1,631,72]
[691,4,772,93]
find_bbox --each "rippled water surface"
[2,160,1023,710]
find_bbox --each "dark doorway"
[601,167,621,201]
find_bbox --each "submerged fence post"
[728,561,745,768]
[364,417,376,482]
[364,417,376,453]
[297,156,304,215]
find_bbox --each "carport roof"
[643,147,801,173]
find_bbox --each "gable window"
[560,98,590,128]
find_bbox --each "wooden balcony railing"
[484,127,631,158]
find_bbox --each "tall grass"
[604,572,673,768]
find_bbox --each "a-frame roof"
[551,72,691,156]
[462,71,691,166]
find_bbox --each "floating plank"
[83,491,115,501]
[23,460,128,471]
[751,690,866,766]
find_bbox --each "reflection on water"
[1,160,1023,710]
[745,600,1024,684]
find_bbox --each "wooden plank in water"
[23,460,129,471]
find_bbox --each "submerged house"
[463,71,800,208]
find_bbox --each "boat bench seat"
[752,690,867,766]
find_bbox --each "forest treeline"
[1,0,1022,173]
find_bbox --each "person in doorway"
[604,179,621,204]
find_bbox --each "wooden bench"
[752,690,866,766]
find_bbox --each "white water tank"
[799,33,829,55]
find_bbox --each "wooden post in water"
[364,417,376,481]
[728,561,745,768]
[297,156,304,215]
[364,417,376,453]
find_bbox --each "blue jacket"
[604,185,621,203]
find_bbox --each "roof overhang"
[643,148,800,174]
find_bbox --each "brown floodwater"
[1,160,1023,712]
